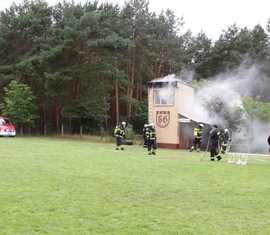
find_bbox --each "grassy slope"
[0,137,269,235]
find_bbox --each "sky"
[0,0,270,41]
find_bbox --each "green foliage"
[187,31,213,79]
[237,96,270,130]
[189,78,212,91]
[258,102,270,121]
[130,98,148,131]
[0,80,37,127]
[236,96,270,149]
[200,87,243,132]
[238,95,270,123]
[222,106,243,132]
[205,23,270,77]
[125,123,134,140]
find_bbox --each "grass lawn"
[0,136,269,235]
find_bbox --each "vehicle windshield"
[0,119,12,124]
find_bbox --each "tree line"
[0,0,270,135]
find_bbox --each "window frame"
[153,89,174,106]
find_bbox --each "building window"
[154,89,174,106]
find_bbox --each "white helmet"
[121,122,126,128]
[199,123,204,127]
[144,124,148,127]
[149,123,155,129]
[224,128,228,132]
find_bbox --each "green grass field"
[0,136,269,235]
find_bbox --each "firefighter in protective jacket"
[146,123,157,155]
[220,128,231,153]
[142,124,149,148]
[190,123,204,152]
[114,122,126,150]
[209,125,221,161]
[268,135,270,153]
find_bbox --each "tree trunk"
[127,49,136,119]
[137,63,142,101]
[69,119,74,134]
[115,79,119,125]
[101,76,108,130]
[156,46,167,78]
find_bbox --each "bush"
[125,124,134,140]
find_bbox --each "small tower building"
[148,75,210,149]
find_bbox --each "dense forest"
[0,0,270,135]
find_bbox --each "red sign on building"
[156,111,170,128]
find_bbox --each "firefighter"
[267,135,270,153]
[190,123,204,152]
[146,123,157,155]
[220,128,231,154]
[142,124,149,148]
[209,125,221,161]
[114,122,126,150]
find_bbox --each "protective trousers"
[210,142,220,161]
[148,140,157,155]
[190,138,202,152]
[116,136,124,150]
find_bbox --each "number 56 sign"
[156,111,170,128]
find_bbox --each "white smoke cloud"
[193,60,270,153]
[153,60,270,153]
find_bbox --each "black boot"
[216,155,222,161]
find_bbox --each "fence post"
[101,127,104,141]
[80,126,83,139]
[61,125,64,139]
[44,124,46,136]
